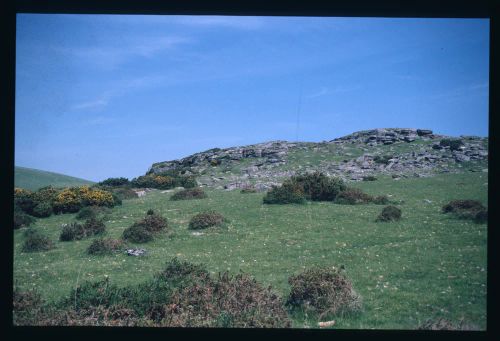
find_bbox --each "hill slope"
[147,128,488,190]
[14,166,94,191]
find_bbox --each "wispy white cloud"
[72,98,109,111]
[173,16,264,30]
[83,116,116,126]
[306,85,362,99]
[71,75,168,112]
[57,35,191,69]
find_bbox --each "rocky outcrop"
[146,128,488,189]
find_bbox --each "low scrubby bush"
[111,187,138,200]
[59,222,86,241]
[98,177,129,187]
[87,238,124,255]
[170,188,207,201]
[362,175,377,181]
[22,229,54,252]
[59,218,105,242]
[291,172,346,201]
[440,139,464,151]
[376,205,402,222]
[240,187,257,193]
[335,188,373,205]
[122,225,154,243]
[286,267,363,318]
[32,202,53,218]
[14,206,36,229]
[372,195,390,205]
[442,199,487,224]
[131,172,197,190]
[14,258,292,327]
[373,155,393,165]
[134,211,168,233]
[263,182,306,204]
[188,211,226,230]
[442,199,485,213]
[76,206,98,220]
[14,188,36,215]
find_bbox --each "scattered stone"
[126,248,146,256]
[318,320,336,328]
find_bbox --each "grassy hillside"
[14,166,94,191]
[13,171,487,329]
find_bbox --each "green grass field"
[14,166,95,191]
[13,172,487,329]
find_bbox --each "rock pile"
[126,248,146,256]
[330,128,439,145]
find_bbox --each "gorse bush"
[170,188,207,201]
[263,172,346,204]
[442,199,487,224]
[52,186,117,214]
[376,205,402,222]
[440,139,464,151]
[131,172,197,190]
[22,229,54,253]
[188,211,226,230]
[263,182,306,204]
[83,217,106,235]
[14,188,37,215]
[291,172,346,201]
[418,318,478,331]
[286,267,363,319]
[87,238,124,255]
[372,195,390,205]
[362,175,377,181]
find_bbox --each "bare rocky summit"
[147,128,488,191]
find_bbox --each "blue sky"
[15,15,489,181]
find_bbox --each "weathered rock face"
[330,128,439,146]
[146,128,488,189]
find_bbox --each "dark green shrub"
[442,199,487,224]
[286,267,362,318]
[146,209,155,215]
[134,212,168,233]
[362,175,377,181]
[473,210,488,224]
[122,225,153,243]
[373,155,393,165]
[76,206,98,220]
[376,205,402,222]
[22,229,54,252]
[442,199,485,213]
[440,139,464,151]
[59,222,86,241]
[170,188,207,201]
[32,202,53,218]
[335,188,373,205]
[87,238,124,255]
[291,172,346,201]
[13,288,44,326]
[263,182,306,204]
[14,206,36,229]
[83,217,106,236]
[372,195,390,205]
[188,211,226,230]
[178,175,197,189]
[98,177,129,187]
